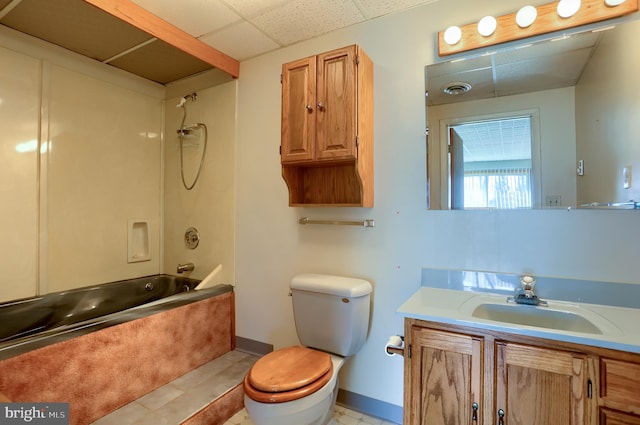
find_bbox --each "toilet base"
[245,378,338,425]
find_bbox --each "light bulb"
[557,0,581,18]
[516,5,538,28]
[444,26,462,45]
[477,16,497,37]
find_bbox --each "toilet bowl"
[242,273,372,425]
[244,350,345,425]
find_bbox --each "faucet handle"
[520,275,536,291]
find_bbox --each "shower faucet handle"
[184,227,200,249]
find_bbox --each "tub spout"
[177,263,194,274]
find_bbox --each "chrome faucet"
[508,275,548,306]
[176,262,194,274]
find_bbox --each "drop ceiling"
[426,29,603,106]
[0,0,440,85]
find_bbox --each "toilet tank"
[290,273,372,357]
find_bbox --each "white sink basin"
[459,295,621,335]
[471,303,602,334]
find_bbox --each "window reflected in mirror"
[449,116,533,209]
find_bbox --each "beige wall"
[576,20,640,205]
[234,0,640,409]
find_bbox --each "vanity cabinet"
[280,45,373,207]
[403,319,623,425]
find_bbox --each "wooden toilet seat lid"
[248,346,332,392]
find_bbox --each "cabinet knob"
[472,402,479,423]
[317,101,325,110]
[497,408,505,425]
[305,104,313,112]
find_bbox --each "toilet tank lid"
[290,273,372,297]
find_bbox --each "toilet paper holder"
[385,335,405,357]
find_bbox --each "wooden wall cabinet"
[404,318,640,425]
[280,45,373,207]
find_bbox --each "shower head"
[176,92,197,108]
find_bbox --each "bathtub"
[0,274,230,358]
[0,274,235,424]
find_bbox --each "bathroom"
[1,0,640,424]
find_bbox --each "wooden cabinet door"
[495,342,592,425]
[600,409,640,425]
[406,327,483,425]
[281,56,316,163]
[315,46,357,161]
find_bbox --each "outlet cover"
[545,195,562,207]
[623,166,632,189]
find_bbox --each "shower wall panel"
[0,26,164,300]
[163,82,237,284]
[0,46,40,302]
[46,65,163,292]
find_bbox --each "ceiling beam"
[83,0,240,78]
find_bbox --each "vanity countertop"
[398,286,640,354]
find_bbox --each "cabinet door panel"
[281,56,316,162]
[408,327,483,425]
[316,46,357,161]
[496,342,589,425]
[601,358,640,413]
[601,409,640,425]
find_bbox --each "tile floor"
[92,349,399,425]
[224,406,399,425]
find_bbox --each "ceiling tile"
[220,0,291,18]
[200,21,280,61]
[354,0,439,19]
[250,0,365,46]
[129,0,241,37]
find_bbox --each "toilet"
[243,273,372,425]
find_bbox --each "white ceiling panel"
[130,0,241,37]
[200,21,280,61]
[427,30,602,106]
[250,0,366,45]
[221,0,291,18]
[132,0,442,61]
[354,0,439,19]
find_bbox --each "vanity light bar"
[437,0,638,56]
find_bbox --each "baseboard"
[337,389,403,425]
[235,336,273,356]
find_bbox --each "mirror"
[426,17,640,210]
